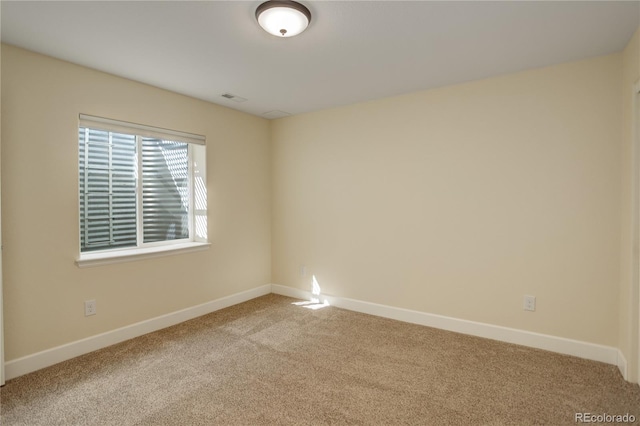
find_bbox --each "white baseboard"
[617,349,628,381]
[4,283,626,382]
[271,284,621,371]
[4,284,272,381]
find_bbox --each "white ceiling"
[2,1,638,119]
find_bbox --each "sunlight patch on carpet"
[291,275,330,310]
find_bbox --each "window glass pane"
[79,128,137,252]
[192,144,208,241]
[141,139,189,243]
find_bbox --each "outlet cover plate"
[524,295,536,311]
[85,299,96,316]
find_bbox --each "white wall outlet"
[524,295,536,312]
[300,265,307,277]
[85,299,97,316]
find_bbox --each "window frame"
[76,114,209,268]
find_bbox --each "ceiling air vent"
[221,93,248,103]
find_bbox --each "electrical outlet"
[523,295,536,312]
[85,299,97,316]
[300,265,307,277]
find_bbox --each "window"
[77,114,207,264]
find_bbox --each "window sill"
[76,242,211,268]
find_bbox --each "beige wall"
[0,37,4,384]
[620,27,640,382]
[272,53,623,346]
[1,45,271,361]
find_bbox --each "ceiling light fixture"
[256,0,311,38]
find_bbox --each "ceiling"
[1,1,639,119]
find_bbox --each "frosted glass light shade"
[256,1,311,38]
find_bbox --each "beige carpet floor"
[1,294,639,425]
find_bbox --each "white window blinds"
[79,114,205,146]
[79,115,207,254]
[141,139,189,243]
[79,128,137,250]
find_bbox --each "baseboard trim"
[5,284,625,382]
[271,284,620,369]
[4,284,272,381]
[617,349,628,381]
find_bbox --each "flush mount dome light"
[256,0,311,38]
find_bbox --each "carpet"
[1,294,639,425]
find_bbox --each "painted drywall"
[1,45,271,361]
[271,53,623,347]
[619,27,640,383]
[0,38,4,384]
